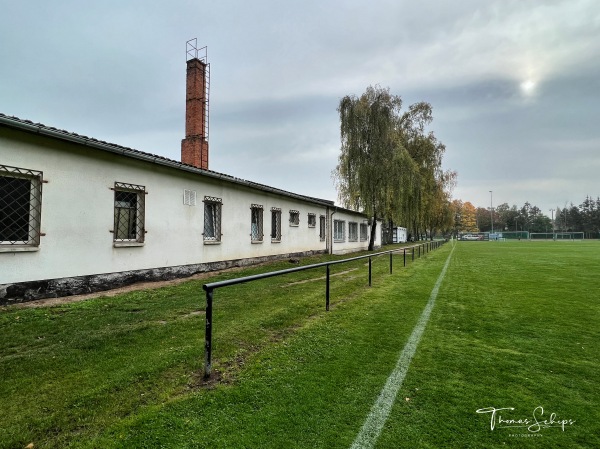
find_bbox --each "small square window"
[289,210,300,226]
[183,189,197,206]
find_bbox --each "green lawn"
[1,241,598,448]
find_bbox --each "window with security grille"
[203,196,222,242]
[113,182,145,243]
[334,220,345,242]
[0,165,43,247]
[271,208,281,241]
[360,223,368,241]
[319,215,326,241]
[308,213,316,228]
[349,222,358,241]
[251,204,263,242]
[289,210,299,226]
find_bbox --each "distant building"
[392,227,407,243]
[0,55,380,304]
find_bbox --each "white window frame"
[251,204,263,243]
[348,222,358,242]
[113,182,146,246]
[319,215,326,241]
[289,210,300,227]
[271,207,282,242]
[360,223,368,242]
[334,219,345,242]
[203,196,222,243]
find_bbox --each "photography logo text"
[476,406,575,435]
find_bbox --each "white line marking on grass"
[350,245,455,449]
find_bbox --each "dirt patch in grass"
[283,268,359,286]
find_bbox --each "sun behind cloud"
[520,79,537,96]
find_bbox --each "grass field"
[1,241,598,448]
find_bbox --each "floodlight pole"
[550,209,555,235]
[489,190,494,237]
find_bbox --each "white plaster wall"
[330,209,381,255]
[1,129,374,284]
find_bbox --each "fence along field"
[1,240,598,448]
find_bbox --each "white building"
[0,55,380,304]
[392,227,408,243]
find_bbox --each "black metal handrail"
[201,240,446,378]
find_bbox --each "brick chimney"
[181,58,209,169]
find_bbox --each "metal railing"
[201,240,446,378]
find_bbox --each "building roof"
[0,113,336,208]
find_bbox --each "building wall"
[330,209,381,254]
[1,127,378,299]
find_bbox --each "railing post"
[204,288,213,379]
[404,248,406,267]
[412,247,415,261]
[368,256,372,286]
[418,245,421,258]
[389,251,393,274]
[326,264,330,311]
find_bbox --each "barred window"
[251,204,263,242]
[0,165,43,247]
[308,213,316,228]
[113,182,145,243]
[334,220,345,242]
[349,222,358,242]
[319,215,326,241]
[203,196,222,242]
[271,207,281,242]
[360,223,368,241]
[289,210,300,226]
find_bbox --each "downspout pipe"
[329,206,337,255]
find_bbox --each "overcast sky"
[2,0,599,216]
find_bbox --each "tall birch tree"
[334,85,453,246]
[333,85,419,250]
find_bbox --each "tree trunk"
[368,216,377,251]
